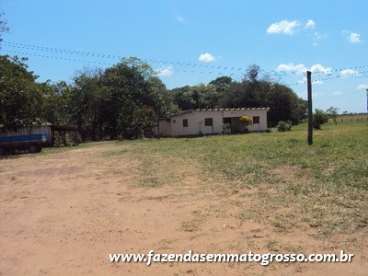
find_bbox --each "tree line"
[0,55,308,140]
[171,65,307,126]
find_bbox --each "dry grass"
[1,120,367,275]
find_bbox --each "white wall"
[158,108,269,137]
[156,120,171,137]
[170,110,223,136]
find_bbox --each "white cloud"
[176,16,185,23]
[343,31,362,43]
[198,52,215,63]
[349,32,361,43]
[267,20,300,35]
[340,69,359,78]
[305,19,316,29]
[156,66,173,77]
[276,63,331,75]
[310,64,332,75]
[357,84,368,91]
[276,63,306,74]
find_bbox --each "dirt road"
[0,142,367,275]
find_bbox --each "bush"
[313,109,329,130]
[277,121,292,132]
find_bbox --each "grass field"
[104,120,368,235]
[1,120,367,275]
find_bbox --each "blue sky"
[1,0,367,112]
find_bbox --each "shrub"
[326,107,338,125]
[313,109,329,130]
[277,121,292,132]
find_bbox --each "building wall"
[158,108,269,137]
[156,120,171,137]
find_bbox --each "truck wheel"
[0,147,5,156]
[29,145,41,153]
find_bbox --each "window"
[253,116,260,124]
[204,118,213,126]
[223,117,231,124]
[183,119,188,127]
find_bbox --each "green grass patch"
[119,121,368,235]
[40,121,368,235]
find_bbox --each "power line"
[2,41,254,73]
[2,40,368,86]
[2,40,294,79]
[5,40,368,78]
[3,49,251,79]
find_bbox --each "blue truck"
[0,134,47,155]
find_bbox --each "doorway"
[223,117,244,134]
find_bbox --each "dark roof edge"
[166,107,270,118]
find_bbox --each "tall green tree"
[70,70,105,140]
[0,56,44,129]
[41,81,74,126]
[68,58,173,139]
[100,58,154,138]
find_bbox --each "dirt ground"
[0,142,367,275]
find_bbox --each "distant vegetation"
[0,55,311,140]
[0,56,173,139]
[171,65,307,127]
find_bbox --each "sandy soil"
[0,142,367,275]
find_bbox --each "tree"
[148,76,175,136]
[69,70,106,140]
[171,86,197,110]
[0,56,44,129]
[171,65,306,126]
[244,64,260,83]
[0,56,306,140]
[40,81,74,126]
[208,76,233,107]
[100,58,152,138]
[326,106,339,124]
[209,76,232,92]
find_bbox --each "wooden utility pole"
[366,89,368,119]
[366,89,368,123]
[307,71,313,145]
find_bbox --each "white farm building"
[155,107,270,137]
